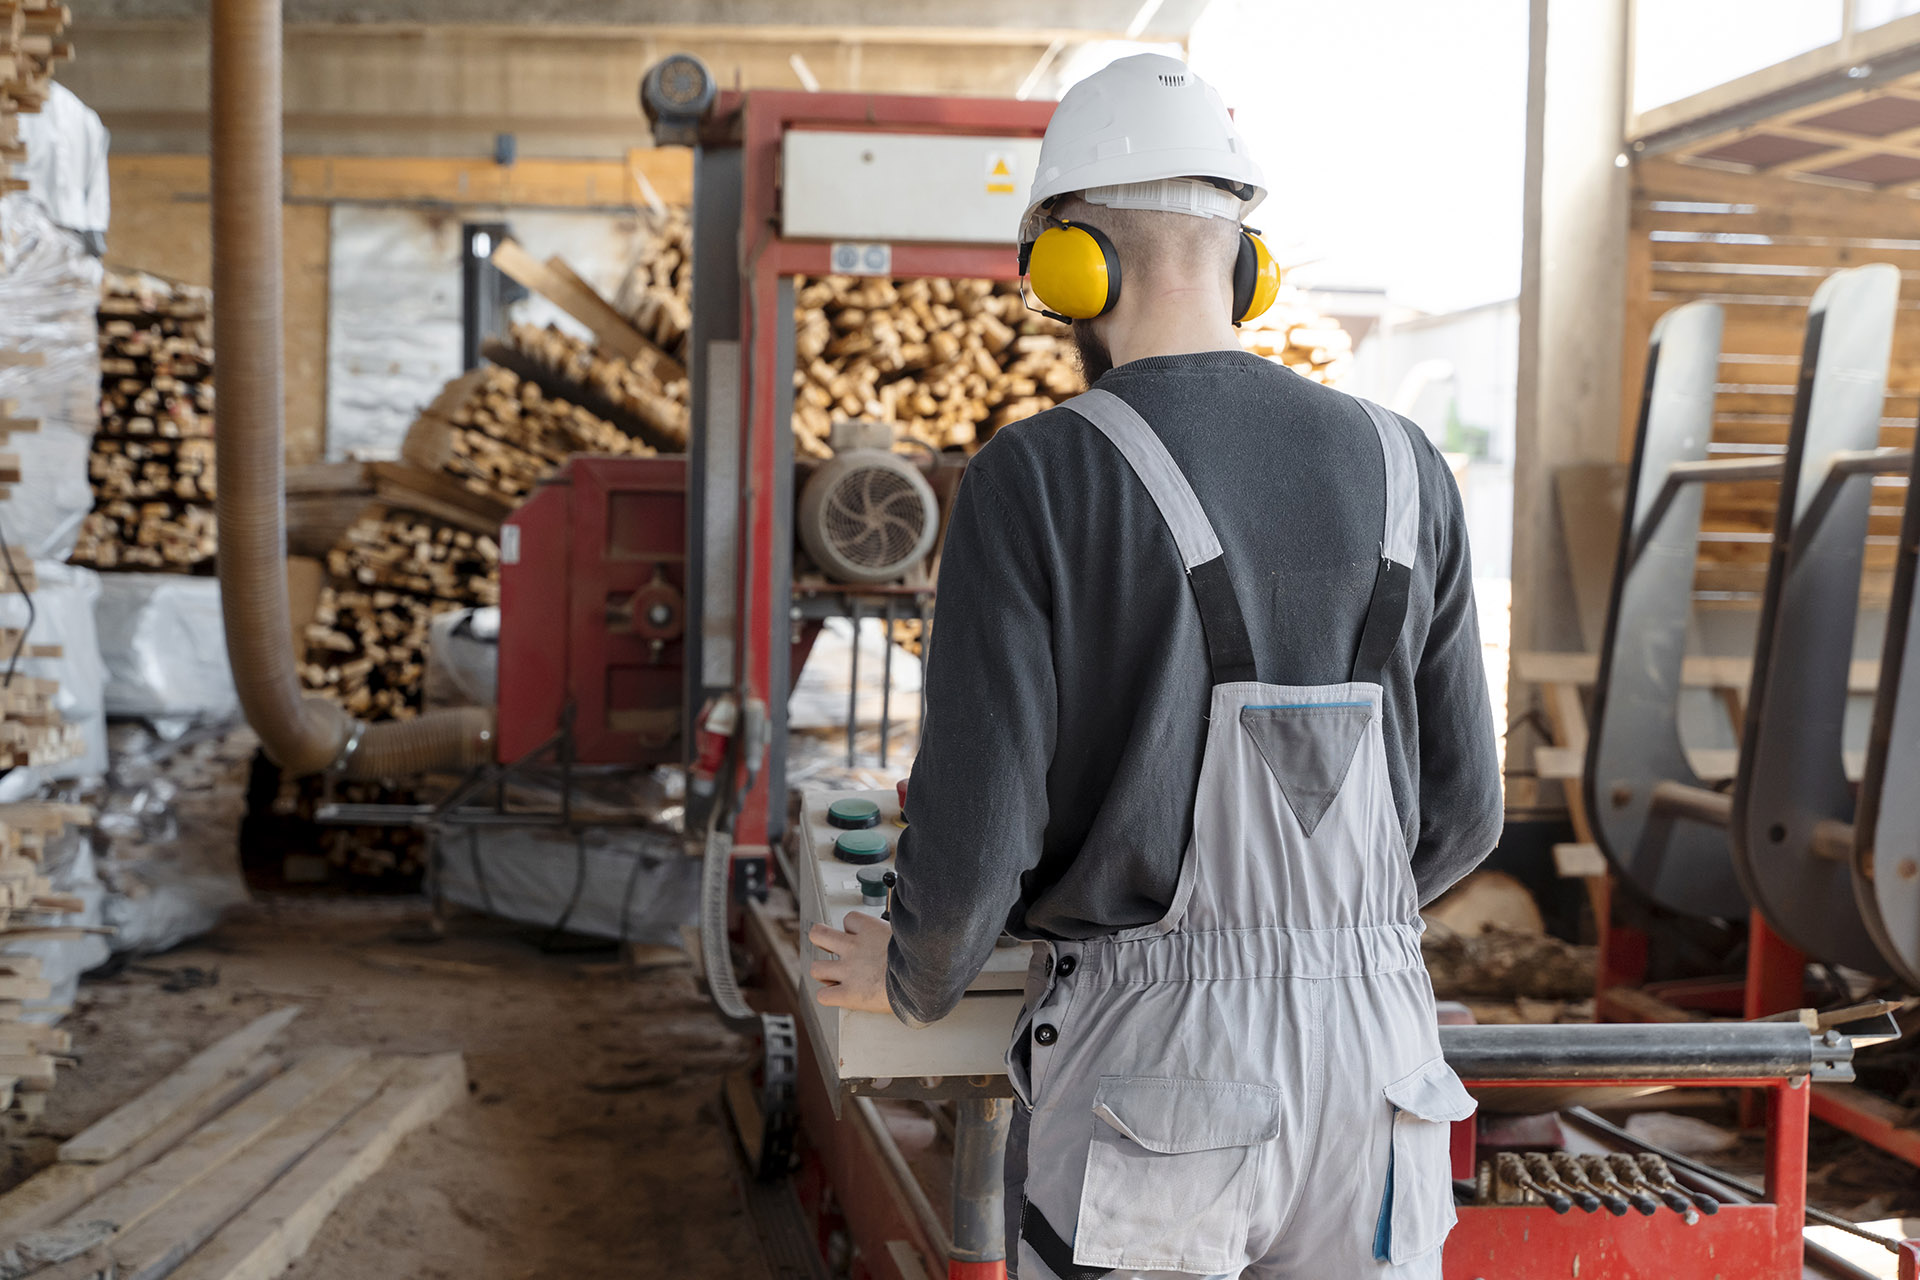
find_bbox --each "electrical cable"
[538,829,589,952]
[0,513,36,688]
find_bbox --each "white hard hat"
[1021,53,1267,244]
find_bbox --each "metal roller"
[1438,1021,1852,1083]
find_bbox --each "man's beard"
[1071,320,1113,384]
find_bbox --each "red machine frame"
[720,87,1055,860]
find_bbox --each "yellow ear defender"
[1233,228,1282,325]
[1023,219,1122,323]
[1020,217,1281,326]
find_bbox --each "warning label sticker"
[985,151,1017,195]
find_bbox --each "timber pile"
[792,276,1078,457]
[500,322,688,448]
[0,2,73,196]
[605,214,1083,456]
[0,801,93,1123]
[400,365,654,506]
[298,511,500,723]
[1238,286,1353,385]
[71,271,218,573]
[0,1007,465,1279]
[612,209,692,366]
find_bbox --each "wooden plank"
[0,1055,282,1240]
[59,1007,301,1164]
[106,1059,404,1280]
[1513,650,1882,695]
[57,1049,369,1243]
[167,1054,466,1280]
[1646,236,1920,270]
[1553,843,1609,878]
[488,239,646,361]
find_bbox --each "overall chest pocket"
[1377,1056,1477,1266]
[1073,1076,1281,1275]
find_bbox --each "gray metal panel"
[767,276,796,844]
[1856,446,1920,985]
[687,144,743,774]
[1585,301,1748,918]
[1733,264,1901,973]
[781,132,1042,245]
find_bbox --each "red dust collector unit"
[497,456,688,765]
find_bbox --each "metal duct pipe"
[211,0,494,778]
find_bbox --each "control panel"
[792,788,1034,1086]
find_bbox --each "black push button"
[1055,955,1077,978]
[1034,1023,1058,1046]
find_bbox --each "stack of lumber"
[72,271,218,574]
[498,322,688,448]
[0,1007,465,1280]
[0,3,74,196]
[1237,286,1353,385]
[612,209,692,366]
[791,276,1079,457]
[400,365,654,506]
[298,510,499,723]
[616,218,1089,457]
[0,559,85,769]
[0,801,93,1122]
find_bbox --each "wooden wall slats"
[1623,158,1919,609]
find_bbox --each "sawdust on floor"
[12,896,768,1280]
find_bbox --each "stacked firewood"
[402,365,655,506]
[1239,286,1353,385]
[610,214,1084,457]
[502,322,688,448]
[298,511,500,721]
[612,208,692,366]
[71,271,218,573]
[0,2,74,196]
[792,276,1079,458]
[0,801,91,1120]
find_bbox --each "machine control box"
[793,788,1034,1084]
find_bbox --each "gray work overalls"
[1008,388,1476,1280]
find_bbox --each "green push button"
[833,829,891,864]
[827,798,882,830]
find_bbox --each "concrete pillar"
[1509,0,1632,774]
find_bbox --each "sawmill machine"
[619,56,1909,1280]
[200,6,1914,1268]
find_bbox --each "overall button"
[1034,1024,1059,1046]
[1055,955,1077,978]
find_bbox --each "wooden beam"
[1630,11,1920,148]
[166,1054,466,1280]
[57,1050,369,1244]
[59,1008,301,1165]
[0,1055,282,1240]
[107,152,691,212]
[489,239,648,360]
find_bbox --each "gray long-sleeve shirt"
[884,350,1503,1027]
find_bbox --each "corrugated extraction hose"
[211,0,494,779]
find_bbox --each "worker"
[810,52,1502,1279]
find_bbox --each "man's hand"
[809,912,894,1014]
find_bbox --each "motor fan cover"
[797,448,939,584]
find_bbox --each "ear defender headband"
[1020,215,1282,327]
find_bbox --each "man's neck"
[1103,281,1243,369]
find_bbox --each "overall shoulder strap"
[1063,388,1259,686]
[1351,396,1421,686]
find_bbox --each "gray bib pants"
[1006,389,1475,1280]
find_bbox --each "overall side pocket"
[1073,1076,1281,1275]
[1377,1056,1476,1266]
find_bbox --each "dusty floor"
[19,896,770,1280]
